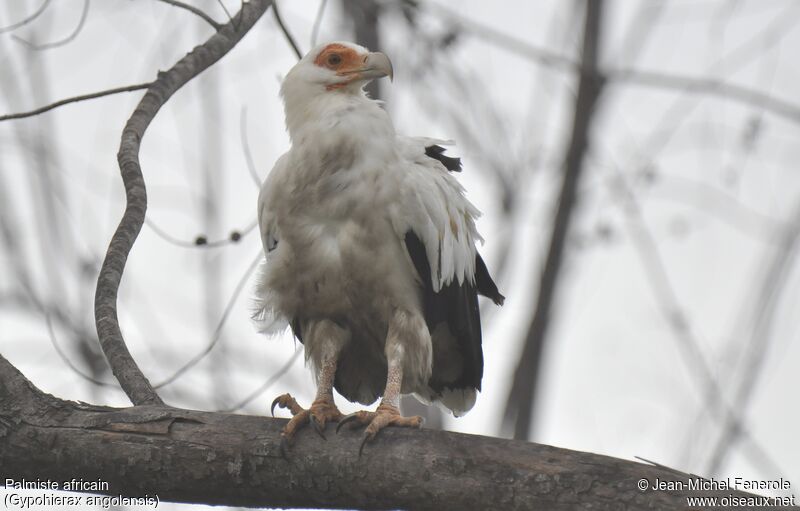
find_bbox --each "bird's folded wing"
[253,154,291,335]
[391,137,481,292]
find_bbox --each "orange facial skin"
[314,44,367,90]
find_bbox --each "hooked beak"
[339,51,394,83]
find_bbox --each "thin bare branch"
[240,107,263,187]
[425,0,800,128]
[44,313,117,388]
[423,1,577,72]
[157,0,221,30]
[153,252,261,389]
[705,204,800,474]
[310,0,328,47]
[13,0,90,51]
[0,82,152,122]
[215,0,234,24]
[0,0,52,34]
[272,0,302,59]
[144,217,256,248]
[94,0,274,406]
[607,68,800,126]
[503,0,605,441]
[220,348,301,413]
[605,165,786,481]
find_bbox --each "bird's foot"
[336,402,423,456]
[270,393,343,456]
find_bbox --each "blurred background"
[2,0,799,508]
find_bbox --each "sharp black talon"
[336,413,360,434]
[279,436,290,460]
[310,415,326,439]
[270,397,281,417]
[358,434,371,457]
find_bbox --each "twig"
[153,252,262,389]
[310,0,328,47]
[607,68,800,126]
[144,217,257,248]
[425,0,800,128]
[215,0,233,24]
[157,0,221,30]
[240,107,263,187]
[272,0,302,59]
[13,0,90,51]
[0,82,152,122]
[424,1,577,72]
[94,0,274,406]
[503,0,605,441]
[634,456,704,480]
[0,0,52,34]
[705,204,800,474]
[44,313,117,388]
[220,348,301,412]
[606,167,785,480]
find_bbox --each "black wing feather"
[405,232,501,393]
[425,145,462,172]
[290,317,303,343]
[476,254,505,305]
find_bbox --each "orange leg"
[337,348,422,455]
[271,345,342,456]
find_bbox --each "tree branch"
[272,0,303,59]
[425,1,800,128]
[0,0,52,34]
[156,0,222,30]
[12,0,90,51]
[0,83,152,122]
[606,68,800,126]
[94,0,274,406]
[503,0,605,440]
[1,355,787,511]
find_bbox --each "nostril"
[362,55,368,63]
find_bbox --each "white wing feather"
[391,137,481,292]
[253,154,290,335]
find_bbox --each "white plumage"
[254,42,502,448]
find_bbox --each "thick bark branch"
[93,0,273,406]
[1,356,789,510]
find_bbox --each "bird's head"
[280,42,394,141]
[282,41,393,96]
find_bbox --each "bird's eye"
[327,53,342,66]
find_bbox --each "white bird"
[254,42,503,453]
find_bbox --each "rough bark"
[93,0,273,406]
[1,356,790,510]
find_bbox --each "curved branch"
[0,82,152,122]
[94,0,274,406]
[0,0,52,34]
[310,0,328,47]
[272,0,303,59]
[13,0,90,51]
[425,1,800,129]
[157,0,222,30]
[152,252,262,389]
[607,68,800,127]
[0,355,786,511]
